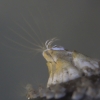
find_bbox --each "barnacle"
[25,39,100,100]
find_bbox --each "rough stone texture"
[26,75,100,100]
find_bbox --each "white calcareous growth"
[72,51,100,76]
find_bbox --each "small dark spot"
[65,49,68,51]
[48,61,52,63]
[66,71,69,74]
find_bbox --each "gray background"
[0,0,100,100]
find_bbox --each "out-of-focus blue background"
[0,0,100,100]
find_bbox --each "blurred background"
[0,0,100,100]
